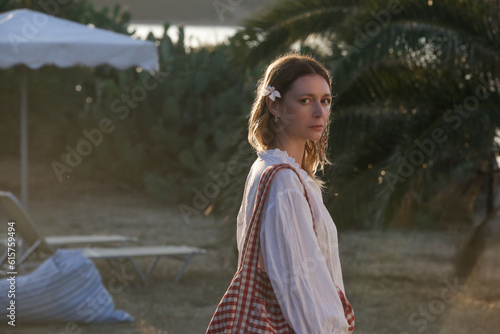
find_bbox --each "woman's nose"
[313,101,324,118]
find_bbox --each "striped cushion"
[0,249,133,323]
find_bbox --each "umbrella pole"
[20,66,28,208]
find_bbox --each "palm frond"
[332,22,499,103]
[232,0,500,231]
[238,0,365,62]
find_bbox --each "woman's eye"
[300,98,311,104]
[322,99,332,105]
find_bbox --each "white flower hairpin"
[262,85,281,101]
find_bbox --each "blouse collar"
[257,148,309,180]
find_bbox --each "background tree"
[231,0,500,276]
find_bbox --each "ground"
[0,157,499,334]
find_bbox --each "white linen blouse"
[236,149,349,334]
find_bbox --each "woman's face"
[274,74,331,147]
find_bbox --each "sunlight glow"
[128,23,239,48]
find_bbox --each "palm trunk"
[455,155,498,282]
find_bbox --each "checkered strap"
[337,285,355,333]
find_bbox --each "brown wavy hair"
[248,53,332,186]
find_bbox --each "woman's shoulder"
[255,149,308,178]
[247,149,319,195]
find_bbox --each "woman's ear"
[265,96,280,117]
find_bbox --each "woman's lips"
[310,125,323,131]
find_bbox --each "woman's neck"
[273,140,305,168]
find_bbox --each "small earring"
[274,115,279,123]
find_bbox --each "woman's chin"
[308,135,323,141]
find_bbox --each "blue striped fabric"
[0,249,133,323]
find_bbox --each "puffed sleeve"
[260,172,349,334]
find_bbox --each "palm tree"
[233,0,500,279]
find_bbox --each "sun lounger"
[80,245,204,283]
[44,235,137,247]
[0,190,205,283]
[0,191,136,251]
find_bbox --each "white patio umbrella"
[0,8,159,208]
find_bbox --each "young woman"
[237,53,354,333]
